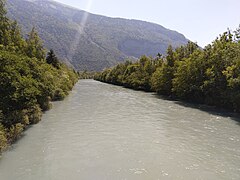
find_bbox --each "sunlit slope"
[7,0,188,71]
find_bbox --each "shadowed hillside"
[7,0,188,71]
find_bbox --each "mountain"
[7,0,189,71]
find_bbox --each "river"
[0,79,240,180]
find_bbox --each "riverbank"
[94,28,240,113]
[0,55,79,152]
[0,1,80,153]
[0,81,79,153]
[95,79,240,118]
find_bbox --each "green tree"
[46,49,60,68]
[151,45,176,95]
[201,31,232,106]
[166,45,174,67]
[173,50,206,102]
[151,64,173,95]
[25,27,46,59]
[8,20,26,52]
[0,0,10,46]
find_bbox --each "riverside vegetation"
[95,27,240,113]
[0,0,78,152]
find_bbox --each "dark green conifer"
[46,49,60,68]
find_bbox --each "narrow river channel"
[0,80,240,180]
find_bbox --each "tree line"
[0,0,79,152]
[95,27,240,113]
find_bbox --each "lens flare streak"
[67,0,93,62]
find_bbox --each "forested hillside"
[95,27,240,112]
[0,0,78,152]
[7,0,188,71]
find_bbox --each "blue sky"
[54,0,240,47]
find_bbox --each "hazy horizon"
[51,0,240,47]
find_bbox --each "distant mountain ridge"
[7,0,189,71]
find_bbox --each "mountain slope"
[7,0,189,71]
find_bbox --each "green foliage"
[0,123,7,152]
[27,105,42,124]
[96,26,240,112]
[46,49,60,69]
[0,50,78,151]
[0,0,8,45]
[172,50,206,101]
[166,45,174,67]
[25,27,46,60]
[0,110,3,121]
[0,1,26,53]
[95,56,155,91]
[79,70,96,79]
[8,123,24,143]
[151,64,174,95]
[0,1,79,152]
